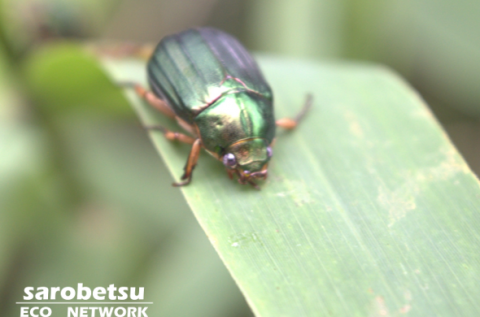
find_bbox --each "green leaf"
[101,55,480,316]
[22,43,132,117]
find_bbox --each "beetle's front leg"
[119,82,176,119]
[173,139,202,187]
[276,94,313,129]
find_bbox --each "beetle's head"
[222,138,272,188]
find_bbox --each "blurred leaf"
[0,43,44,288]
[144,217,253,317]
[0,43,72,316]
[408,0,480,117]
[22,43,132,116]
[101,54,480,317]
[4,202,149,317]
[245,0,344,58]
[345,0,480,117]
[0,0,122,54]
[56,116,189,232]
[245,0,480,118]
[103,0,219,42]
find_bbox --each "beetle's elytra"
[126,27,311,189]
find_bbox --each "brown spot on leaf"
[400,304,411,314]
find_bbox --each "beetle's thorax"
[193,90,275,155]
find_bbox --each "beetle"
[124,27,311,189]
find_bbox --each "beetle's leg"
[226,168,235,180]
[173,139,202,187]
[145,125,195,144]
[116,43,154,60]
[89,43,154,61]
[276,94,313,129]
[119,82,176,119]
[248,180,261,191]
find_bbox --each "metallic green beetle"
[127,27,311,188]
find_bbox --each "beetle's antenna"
[248,180,261,190]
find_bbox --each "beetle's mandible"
[123,27,311,189]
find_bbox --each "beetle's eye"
[223,153,237,167]
[267,146,273,158]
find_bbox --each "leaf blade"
[102,55,480,317]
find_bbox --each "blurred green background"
[0,0,479,316]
